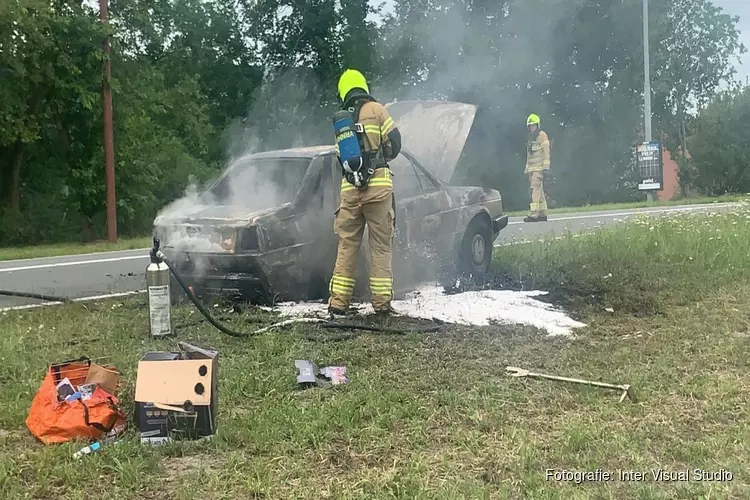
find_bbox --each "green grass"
[0,236,151,261]
[2,204,750,498]
[505,193,745,217]
[494,198,750,315]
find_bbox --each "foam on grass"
[262,284,586,337]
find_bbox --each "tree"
[0,0,746,245]
[686,83,750,195]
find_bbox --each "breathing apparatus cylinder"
[146,238,172,337]
[333,109,366,187]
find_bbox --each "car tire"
[457,215,493,286]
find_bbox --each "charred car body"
[152,101,509,304]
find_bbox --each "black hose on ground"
[0,290,73,303]
[160,252,257,338]
[302,321,443,342]
[153,239,445,339]
[175,316,233,330]
[318,322,443,334]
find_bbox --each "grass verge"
[1,204,749,498]
[494,199,750,316]
[505,193,745,217]
[0,237,152,262]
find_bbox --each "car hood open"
[153,203,292,227]
[384,100,477,184]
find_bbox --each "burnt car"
[152,100,509,304]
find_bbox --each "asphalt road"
[0,202,736,311]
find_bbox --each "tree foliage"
[686,83,750,194]
[0,0,746,245]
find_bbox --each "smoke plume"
[152,68,335,274]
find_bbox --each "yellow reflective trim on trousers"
[369,277,392,284]
[370,277,393,296]
[331,275,355,287]
[370,283,392,290]
[330,274,355,297]
[331,285,354,296]
[332,274,355,283]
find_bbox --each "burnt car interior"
[301,154,337,216]
[210,157,312,210]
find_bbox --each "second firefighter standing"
[524,113,551,222]
[328,69,402,317]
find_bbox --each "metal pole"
[642,0,652,142]
[100,0,117,241]
[643,0,654,202]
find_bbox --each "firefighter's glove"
[543,170,550,181]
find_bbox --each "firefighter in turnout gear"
[328,69,402,316]
[524,113,550,222]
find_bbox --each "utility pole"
[100,0,117,241]
[642,0,654,202]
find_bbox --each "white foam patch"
[261,284,586,337]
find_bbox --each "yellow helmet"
[527,113,541,127]
[338,69,369,102]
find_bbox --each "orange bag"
[25,357,127,445]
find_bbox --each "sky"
[714,0,750,85]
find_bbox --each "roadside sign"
[636,141,663,191]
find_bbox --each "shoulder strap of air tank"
[358,96,386,168]
[352,94,375,123]
[352,96,375,151]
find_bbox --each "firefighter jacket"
[334,95,402,169]
[525,130,551,174]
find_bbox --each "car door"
[296,154,339,290]
[390,153,455,249]
[389,153,457,284]
[264,154,338,299]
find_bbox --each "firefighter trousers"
[329,168,395,312]
[528,171,548,217]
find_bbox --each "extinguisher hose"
[158,251,445,339]
[0,290,73,303]
[160,254,256,338]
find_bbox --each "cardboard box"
[134,342,218,444]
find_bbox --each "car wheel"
[457,216,493,286]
